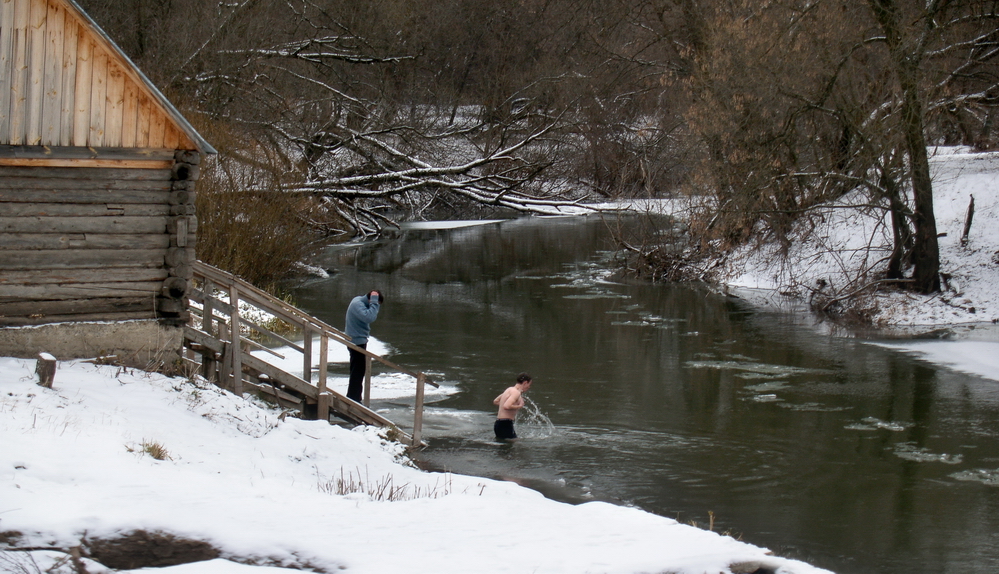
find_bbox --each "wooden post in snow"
[202,279,217,381]
[961,194,975,246]
[317,333,330,422]
[413,373,426,447]
[229,283,243,396]
[35,352,56,388]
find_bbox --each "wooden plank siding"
[0,215,170,234]
[6,0,30,144]
[0,0,15,136]
[40,0,65,145]
[24,0,46,146]
[0,232,171,249]
[57,8,76,143]
[70,18,89,146]
[0,0,198,150]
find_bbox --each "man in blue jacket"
[344,290,382,402]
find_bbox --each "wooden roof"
[0,0,214,154]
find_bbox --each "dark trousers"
[494,418,517,440]
[347,344,367,402]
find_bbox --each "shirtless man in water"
[493,372,533,440]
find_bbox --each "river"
[288,215,999,574]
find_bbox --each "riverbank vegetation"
[639,1,999,299]
[77,0,999,308]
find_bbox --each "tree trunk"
[881,163,912,281]
[900,74,941,293]
[868,0,941,293]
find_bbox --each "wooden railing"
[184,260,436,446]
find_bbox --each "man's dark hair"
[366,290,385,303]
[516,372,532,383]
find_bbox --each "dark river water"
[289,215,999,574]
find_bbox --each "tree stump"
[35,352,57,388]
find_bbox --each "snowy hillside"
[0,358,830,574]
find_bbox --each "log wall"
[0,146,200,327]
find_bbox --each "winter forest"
[77,0,999,299]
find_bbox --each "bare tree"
[867,0,941,293]
[77,0,606,237]
[671,0,999,299]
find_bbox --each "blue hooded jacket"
[345,294,380,345]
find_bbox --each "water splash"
[519,395,556,438]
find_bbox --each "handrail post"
[413,373,425,447]
[202,278,214,334]
[303,328,313,382]
[229,283,243,396]
[363,353,372,407]
[201,278,216,381]
[317,333,330,421]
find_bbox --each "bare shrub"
[125,439,172,461]
[191,119,339,290]
[317,467,456,502]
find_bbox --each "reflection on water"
[290,216,999,574]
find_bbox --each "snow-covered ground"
[0,357,829,574]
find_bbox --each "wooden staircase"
[182,260,435,446]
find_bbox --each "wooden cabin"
[0,0,215,370]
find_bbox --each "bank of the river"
[704,147,999,333]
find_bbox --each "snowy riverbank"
[714,147,999,333]
[620,147,999,388]
[709,147,999,389]
[1,357,830,574]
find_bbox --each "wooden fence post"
[201,278,216,381]
[229,284,243,396]
[219,342,232,388]
[317,333,329,421]
[303,328,312,382]
[961,194,976,245]
[413,373,425,447]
